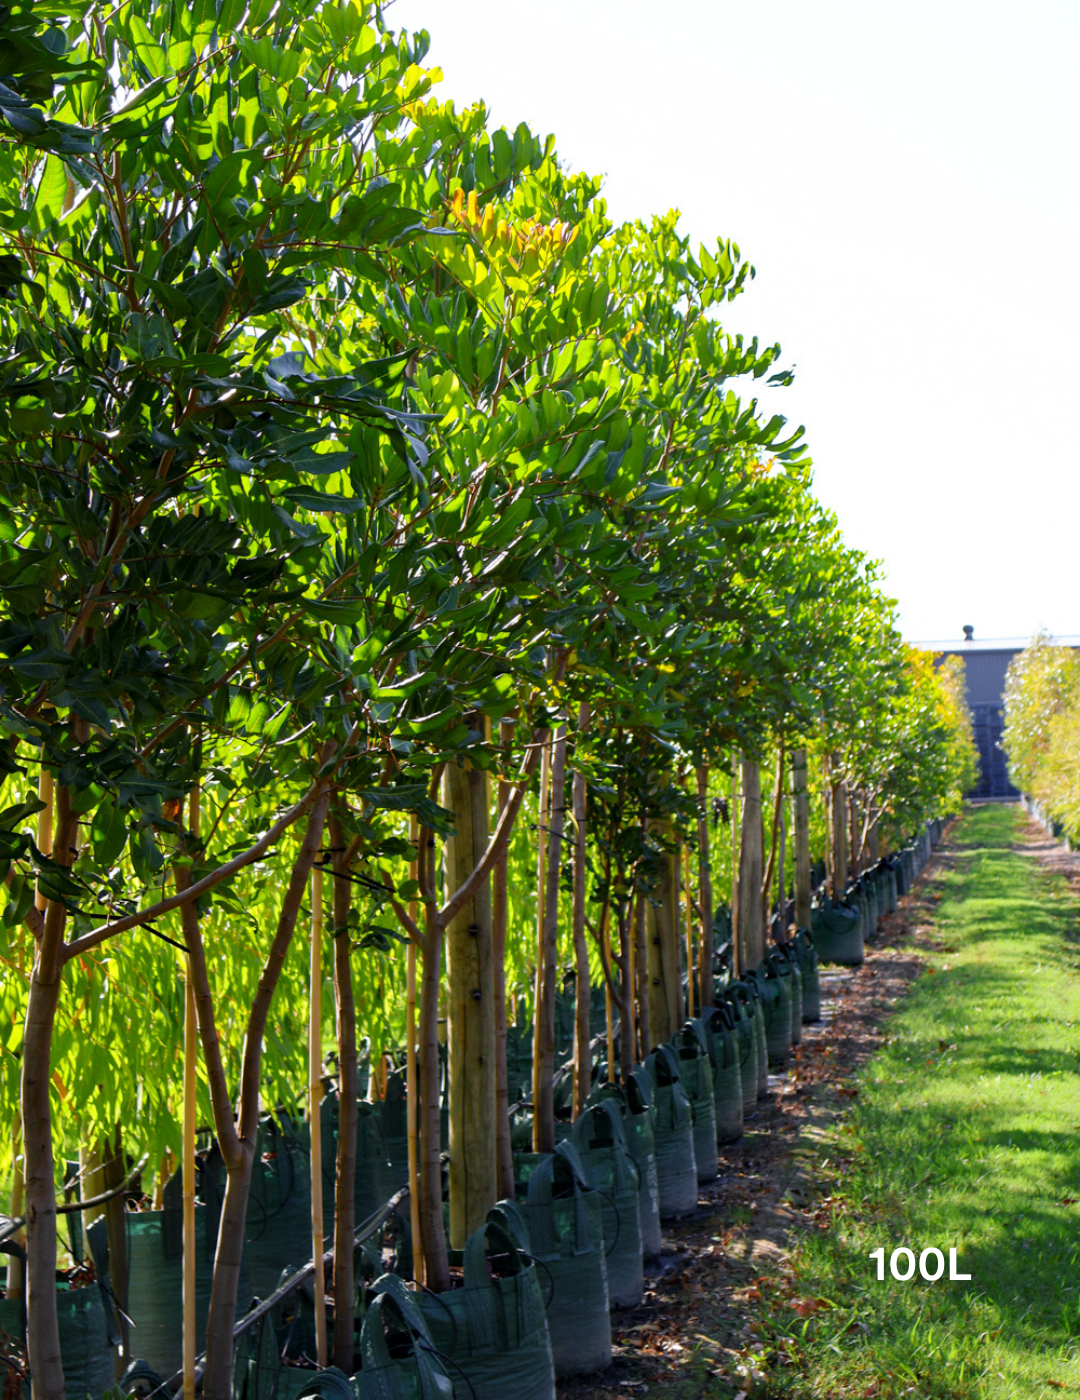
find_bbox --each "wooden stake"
[309,858,327,1368]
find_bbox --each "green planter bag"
[750,959,792,1069]
[721,985,759,1115]
[507,1143,611,1377]
[124,1196,251,1378]
[416,1218,554,1400]
[774,943,803,1044]
[696,1007,743,1145]
[3,1285,117,1400]
[643,1046,698,1218]
[673,1025,718,1183]
[591,1074,662,1260]
[571,1100,643,1308]
[811,897,864,966]
[792,929,821,1022]
[359,1277,454,1400]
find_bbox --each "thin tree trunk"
[792,748,812,932]
[443,744,496,1246]
[23,779,75,1400]
[531,741,551,1145]
[737,758,764,970]
[762,745,785,937]
[571,703,591,1116]
[600,894,616,1082]
[830,768,848,900]
[682,843,695,1020]
[634,891,651,1061]
[183,777,201,1400]
[646,822,680,1046]
[695,765,714,1010]
[404,815,423,1286]
[730,755,741,978]
[491,718,515,1203]
[308,857,327,1369]
[417,823,450,1294]
[615,904,635,1081]
[534,725,565,1154]
[777,797,787,941]
[329,810,357,1369]
[190,791,331,1400]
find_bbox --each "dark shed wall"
[936,648,1018,798]
[958,650,1016,707]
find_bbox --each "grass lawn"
[756,804,1080,1398]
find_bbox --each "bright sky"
[384,0,1080,644]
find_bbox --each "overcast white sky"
[385,0,1080,644]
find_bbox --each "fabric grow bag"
[591,1074,662,1260]
[792,928,821,1022]
[774,943,803,1044]
[571,1100,643,1308]
[749,958,792,1069]
[506,1142,611,1377]
[695,1007,743,1145]
[0,1285,115,1400]
[360,1276,454,1400]
[320,1092,395,1237]
[721,985,759,1115]
[811,897,864,966]
[643,1045,698,1218]
[124,1199,250,1378]
[673,1025,718,1182]
[416,1218,554,1400]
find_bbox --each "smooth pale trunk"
[443,756,497,1245]
[405,815,423,1287]
[695,765,714,1011]
[792,749,812,932]
[737,758,764,971]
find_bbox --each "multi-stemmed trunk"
[182,792,331,1400]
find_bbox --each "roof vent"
[963,625,974,642]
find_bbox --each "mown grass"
[746,804,1080,1399]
